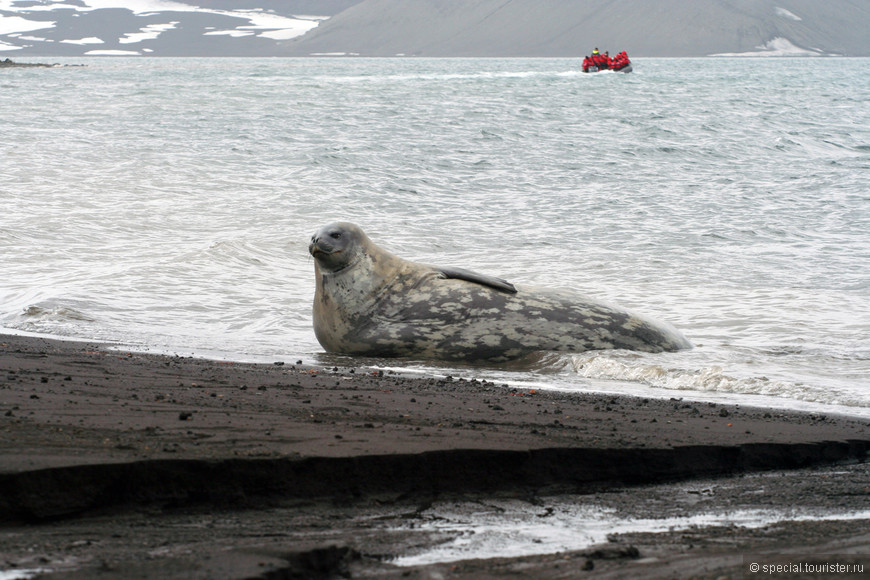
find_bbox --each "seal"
[309,222,691,362]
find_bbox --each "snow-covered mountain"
[2,0,869,58]
[0,0,361,56]
[281,0,870,58]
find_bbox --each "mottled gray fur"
[309,222,691,362]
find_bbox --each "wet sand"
[1,333,868,578]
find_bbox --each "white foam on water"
[0,570,51,580]
[569,352,870,413]
[393,502,870,566]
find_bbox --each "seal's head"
[309,222,367,273]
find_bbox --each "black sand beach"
[1,333,868,578]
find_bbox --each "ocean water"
[2,57,869,418]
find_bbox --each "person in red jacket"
[610,52,621,70]
[611,51,630,70]
[612,52,622,69]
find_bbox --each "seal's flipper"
[436,266,517,294]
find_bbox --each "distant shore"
[0,58,83,68]
[0,58,53,68]
[1,332,868,578]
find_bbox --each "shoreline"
[0,58,82,68]
[1,332,869,578]
[5,326,864,422]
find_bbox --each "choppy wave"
[20,301,96,325]
[569,353,870,410]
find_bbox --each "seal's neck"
[315,244,407,315]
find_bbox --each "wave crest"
[21,303,95,323]
[569,354,867,408]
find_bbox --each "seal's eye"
[330,232,342,240]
